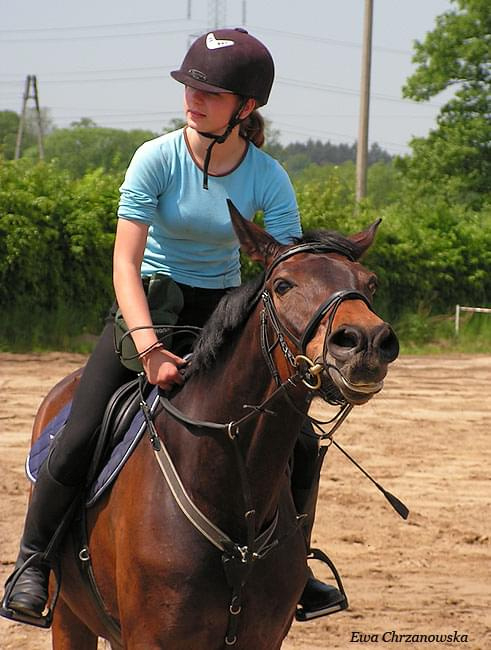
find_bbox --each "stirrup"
[0,553,61,629]
[295,547,348,622]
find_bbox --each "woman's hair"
[240,109,265,148]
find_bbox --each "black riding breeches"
[48,320,134,485]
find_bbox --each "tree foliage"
[0,159,119,347]
[265,139,392,177]
[401,0,491,206]
[23,121,157,178]
[0,108,53,160]
[0,154,489,349]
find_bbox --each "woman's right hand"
[141,347,186,390]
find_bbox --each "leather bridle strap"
[299,289,373,354]
[264,241,356,281]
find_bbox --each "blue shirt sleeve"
[261,159,302,244]
[118,140,167,225]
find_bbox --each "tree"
[0,111,19,159]
[23,122,157,178]
[401,0,491,206]
[0,108,54,160]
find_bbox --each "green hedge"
[0,159,120,347]
[1,158,489,349]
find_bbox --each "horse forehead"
[277,252,363,285]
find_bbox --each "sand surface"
[0,353,489,649]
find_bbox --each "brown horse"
[29,203,399,649]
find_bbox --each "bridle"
[259,243,374,402]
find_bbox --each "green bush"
[0,159,119,348]
[0,156,489,351]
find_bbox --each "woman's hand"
[141,346,186,390]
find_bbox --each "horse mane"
[186,227,359,376]
[185,273,265,376]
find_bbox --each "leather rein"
[141,241,373,646]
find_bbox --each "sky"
[0,0,455,156]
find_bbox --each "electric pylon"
[15,75,44,160]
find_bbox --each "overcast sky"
[1,0,454,155]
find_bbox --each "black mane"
[185,273,264,377]
[186,228,357,376]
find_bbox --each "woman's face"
[184,86,243,134]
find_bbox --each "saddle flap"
[26,383,160,508]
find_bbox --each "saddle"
[27,379,161,507]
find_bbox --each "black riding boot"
[293,444,348,621]
[1,459,78,625]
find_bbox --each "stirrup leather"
[0,553,61,629]
[295,547,348,622]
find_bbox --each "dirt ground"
[0,353,489,649]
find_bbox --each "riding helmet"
[171,28,275,107]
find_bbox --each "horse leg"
[52,597,98,650]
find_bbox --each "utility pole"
[15,75,44,160]
[356,0,373,202]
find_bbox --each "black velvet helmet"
[171,28,275,107]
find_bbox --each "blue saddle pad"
[26,387,160,507]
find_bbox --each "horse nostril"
[374,325,399,362]
[327,326,365,360]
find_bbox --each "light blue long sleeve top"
[118,128,301,289]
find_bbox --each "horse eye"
[273,278,294,296]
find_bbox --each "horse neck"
[160,306,308,536]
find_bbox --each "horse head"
[228,200,399,406]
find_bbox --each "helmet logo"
[206,32,235,50]
[188,69,207,81]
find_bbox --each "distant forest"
[266,138,392,175]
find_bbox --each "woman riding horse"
[1,28,345,627]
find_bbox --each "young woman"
[1,28,347,626]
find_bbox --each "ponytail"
[240,110,265,148]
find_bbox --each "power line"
[248,25,411,55]
[0,66,174,82]
[1,71,442,110]
[0,27,193,43]
[1,20,411,55]
[0,72,175,86]
[0,17,197,34]
[277,76,443,109]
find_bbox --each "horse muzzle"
[311,321,399,405]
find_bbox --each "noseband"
[260,243,374,400]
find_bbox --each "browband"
[264,241,355,281]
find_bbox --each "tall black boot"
[1,459,78,626]
[293,444,348,621]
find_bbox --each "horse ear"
[227,199,280,266]
[348,218,382,258]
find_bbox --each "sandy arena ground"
[0,353,489,649]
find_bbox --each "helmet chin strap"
[198,98,248,190]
